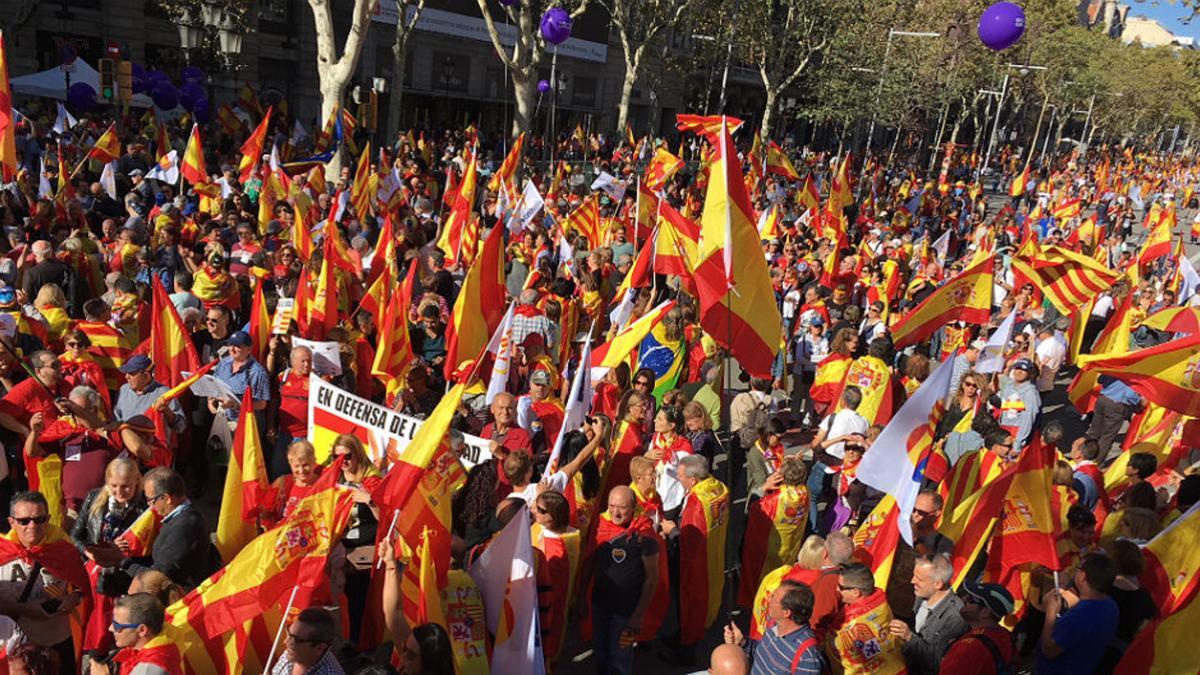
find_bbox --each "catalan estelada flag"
[1010,241,1120,315]
[180,123,207,184]
[679,475,730,645]
[1075,334,1200,417]
[693,118,782,379]
[444,224,505,381]
[644,147,684,191]
[0,30,15,181]
[890,257,994,348]
[1010,164,1031,197]
[215,387,269,562]
[87,123,122,164]
[149,275,200,387]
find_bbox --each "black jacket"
[123,503,220,590]
[70,488,148,552]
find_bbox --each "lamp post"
[980,61,1047,182]
[175,7,202,62]
[865,29,941,152]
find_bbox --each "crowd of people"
[0,92,1196,675]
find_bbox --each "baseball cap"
[969,339,988,350]
[1010,358,1037,374]
[960,580,1014,619]
[118,354,152,374]
[530,370,551,386]
[227,331,252,347]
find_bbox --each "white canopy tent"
[9,59,154,108]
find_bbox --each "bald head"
[606,486,636,526]
[710,643,749,675]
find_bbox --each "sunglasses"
[12,515,49,525]
[963,382,978,388]
[287,632,323,645]
[111,620,141,632]
[837,584,861,592]
[65,342,81,348]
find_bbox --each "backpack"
[61,263,83,319]
[738,398,771,449]
[972,631,1015,675]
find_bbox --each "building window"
[572,76,596,107]
[431,52,468,93]
[259,0,290,32]
[486,67,506,100]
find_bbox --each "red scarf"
[0,526,89,592]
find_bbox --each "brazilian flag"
[638,322,685,403]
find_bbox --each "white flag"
[291,119,309,144]
[1180,254,1200,305]
[543,334,593,478]
[485,303,517,404]
[609,287,637,333]
[857,357,955,544]
[975,311,1016,374]
[146,150,180,184]
[932,230,951,265]
[518,179,545,227]
[469,506,545,675]
[52,103,78,136]
[99,162,118,200]
[590,171,626,203]
[37,157,53,199]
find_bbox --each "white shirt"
[818,408,869,462]
[653,442,691,513]
[0,558,70,646]
[1035,335,1066,392]
[1091,294,1115,318]
[509,470,568,503]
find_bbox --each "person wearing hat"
[949,337,987,397]
[998,359,1040,453]
[209,331,271,426]
[938,580,1015,674]
[516,368,564,455]
[112,355,185,458]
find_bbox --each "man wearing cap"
[517,369,564,455]
[113,355,185,456]
[209,331,271,425]
[998,359,1040,453]
[938,581,1015,674]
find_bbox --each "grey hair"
[915,554,954,587]
[824,531,855,565]
[30,350,57,369]
[678,454,710,481]
[69,386,101,410]
[518,288,539,306]
[31,240,52,261]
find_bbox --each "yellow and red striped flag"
[87,123,122,164]
[675,113,744,140]
[351,141,374,219]
[1115,586,1200,675]
[215,387,269,562]
[0,31,15,182]
[372,259,419,400]
[693,118,782,379]
[1010,164,1031,197]
[180,124,207,184]
[487,132,524,198]
[444,224,506,382]
[1075,334,1200,417]
[644,147,684,191]
[149,275,201,387]
[237,105,272,182]
[890,257,994,348]
[415,528,448,628]
[562,193,603,250]
[830,153,854,208]
[796,174,820,213]
[437,149,478,267]
[1010,241,1120,315]
[247,280,270,363]
[1140,503,1200,620]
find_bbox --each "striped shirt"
[750,623,824,675]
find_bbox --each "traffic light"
[98,58,115,101]
[116,61,132,103]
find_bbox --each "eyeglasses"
[146,493,167,505]
[65,342,81,348]
[205,317,222,324]
[112,620,141,632]
[12,515,49,525]
[287,631,323,645]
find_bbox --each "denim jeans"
[807,461,829,533]
[592,608,634,675]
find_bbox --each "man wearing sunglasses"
[938,581,1015,674]
[95,593,181,675]
[0,492,90,674]
[271,607,344,674]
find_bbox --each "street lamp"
[176,8,202,52]
[980,61,1047,180]
[865,29,941,151]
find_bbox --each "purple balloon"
[146,69,169,87]
[151,81,178,110]
[66,82,96,111]
[181,65,205,85]
[978,2,1026,51]
[193,97,211,124]
[538,79,551,93]
[179,82,205,111]
[540,7,572,45]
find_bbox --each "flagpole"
[263,583,302,672]
[375,509,402,570]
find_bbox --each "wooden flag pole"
[263,583,302,673]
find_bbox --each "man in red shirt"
[0,350,79,437]
[480,392,534,501]
[938,581,1016,674]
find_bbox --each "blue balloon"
[538,79,551,93]
[179,82,205,111]
[66,82,96,111]
[978,2,1026,51]
[146,69,169,86]
[193,97,211,124]
[181,65,205,85]
[151,81,178,110]
[539,7,572,45]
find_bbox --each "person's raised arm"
[377,537,411,649]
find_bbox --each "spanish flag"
[940,453,1019,588]
[890,257,994,348]
[415,528,448,629]
[693,118,782,379]
[676,113,744,140]
[1010,164,1031,197]
[215,387,269,562]
[679,475,730,644]
[237,105,272,181]
[811,352,853,408]
[1115,587,1200,675]
[0,31,16,181]
[644,147,684,191]
[830,153,854,208]
[591,299,675,377]
[757,204,782,240]
[653,201,701,281]
[765,140,799,180]
[1010,241,1120,315]
[983,442,1061,595]
[444,224,505,382]
[737,484,809,606]
[1142,503,1200,615]
[437,148,478,267]
[180,123,206,184]
[149,275,201,387]
[562,193,603,250]
[372,259,419,400]
[1075,334,1200,417]
[1137,208,1173,266]
[852,495,901,588]
[797,174,820,213]
[1052,196,1081,221]
[308,237,339,340]
[87,123,122,164]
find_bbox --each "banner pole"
[263,583,302,672]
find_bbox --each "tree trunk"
[616,65,637,136]
[387,36,411,140]
[511,71,536,138]
[760,88,777,141]
[319,79,348,174]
